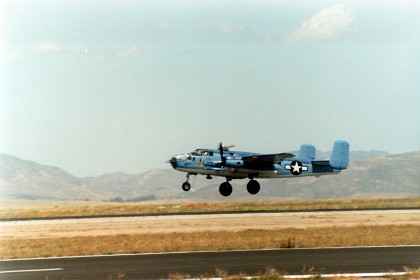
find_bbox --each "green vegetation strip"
[0,198,419,219]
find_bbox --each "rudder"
[329,140,350,169]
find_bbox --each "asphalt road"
[1,246,419,279]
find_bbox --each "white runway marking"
[283,272,408,278]
[182,272,410,280]
[0,268,63,274]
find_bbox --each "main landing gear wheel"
[182,182,191,191]
[219,182,233,197]
[247,179,260,195]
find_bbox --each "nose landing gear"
[182,173,191,191]
[182,181,191,191]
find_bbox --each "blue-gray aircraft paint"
[168,140,349,196]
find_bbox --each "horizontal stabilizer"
[311,160,330,166]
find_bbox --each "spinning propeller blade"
[218,142,235,167]
[218,142,224,167]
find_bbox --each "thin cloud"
[220,24,231,33]
[116,46,140,57]
[37,41,60,52]
[157,23,170,30]
[264,34,275,43]
[217,23,245,34]
[4,41,89,59]
[287,4,356,43]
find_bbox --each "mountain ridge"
[1,151,418,201]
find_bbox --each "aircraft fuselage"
[168,141,349,197]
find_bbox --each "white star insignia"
[291,161,301,173]
[285,161,308,174]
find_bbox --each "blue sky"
[1,0,419,176]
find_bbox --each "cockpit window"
[192,149,213,156]
[191,149,213,156]
[175,153,191,160]
[192,149,201,156]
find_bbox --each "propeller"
[218,142,225,167]
[218,142,235,167]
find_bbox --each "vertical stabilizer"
[299,144,316,162]
[330,140,350,169]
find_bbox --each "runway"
[1,246,419,279]
[2,210,419,238]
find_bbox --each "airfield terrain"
[1,210,419,239]
[0,199,419,279]
[0,199,419,260]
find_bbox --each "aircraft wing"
[242,153,295,164]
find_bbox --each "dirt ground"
[1,210,419,239]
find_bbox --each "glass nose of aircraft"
[168,157,177,169]
[167,153,192,169]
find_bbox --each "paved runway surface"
[2,210,419,238]
[1,246,419,279]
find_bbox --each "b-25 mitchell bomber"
[168,140,349,197]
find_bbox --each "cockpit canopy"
[191,149,214,156]
[174,153,191,160]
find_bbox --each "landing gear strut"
[182,173,191,191]
[219,179,233,197]
[247,179,260,195]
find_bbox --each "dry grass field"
[1,225,419,259]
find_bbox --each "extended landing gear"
[182,173,191,191]
[247,179,260,195]
[218,179,260,196]
[181,174,260,196]
[219,180,233,197]
[182,182,191,191]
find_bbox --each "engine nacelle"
[225,159,244,168]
